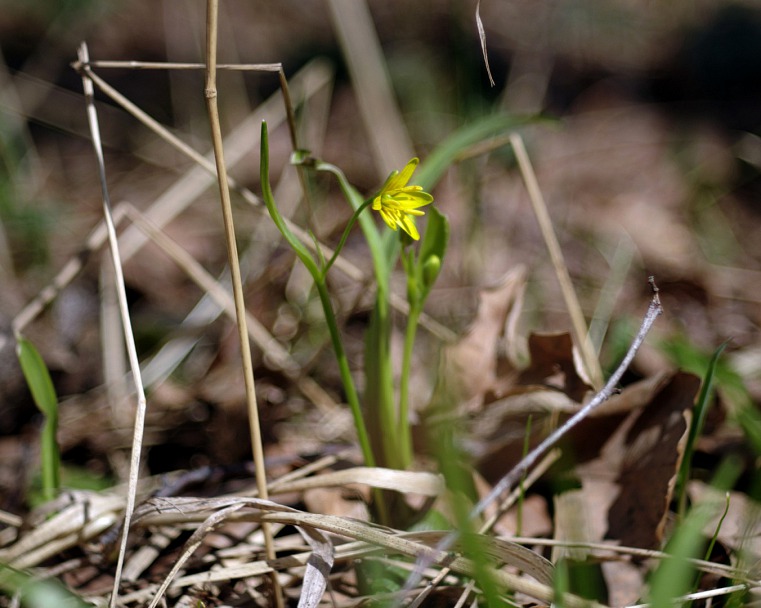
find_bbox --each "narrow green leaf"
[415,113,550,190]
[15,335,61,500]
[677,340,729,517]
[16,336,57,419]
[260,122,320,278]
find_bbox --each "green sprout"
[15,335,61,503]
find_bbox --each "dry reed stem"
[85,60,282,71]
[509,132,605,389]
[203,2,281,606]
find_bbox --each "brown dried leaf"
[516,331,592,403]
[436,266,527,411]
[605,372,698,549]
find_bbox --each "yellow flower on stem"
[372,158,433,241]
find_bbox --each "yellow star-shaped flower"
[372,158,433,240]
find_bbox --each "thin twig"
[627,583,757,608]
[77,42,148,608]
[203,3,282,606]
[510,132,605,389]
[399,279,663,599]
[80,60,282,71]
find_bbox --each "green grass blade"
[677,340,729,518]
[649,456,742,608]
[15,335,61,501]
[415,113,549,190]
[260,123,320,277]
[16,336,58,418]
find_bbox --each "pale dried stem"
[77,42,148,608]
[203,2,281,606]
[510,132,605,389]
[85,60,282,71]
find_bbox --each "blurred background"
[0,0,760,501]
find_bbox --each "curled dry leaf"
[516,331,592,403]
[605,372,697,549]
[434,266,527,412]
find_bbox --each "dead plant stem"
[78,42,147,608]
[510,132,605,389]
[203,2,281,607]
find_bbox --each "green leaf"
[415,112,550,190]
[677,340,729,517]
[16,336,57,419]
[15,335,60,501]
[0,562,92,607]
[415,206,449,302]
[260,123,320,278]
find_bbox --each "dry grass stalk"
[202,1,281,606]
[77,41,149,608]
[510,132,605,389]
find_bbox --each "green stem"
[314,280,375,468]
[41,416,60,502]
[373,289,401,470]
[397,303,420,469]
[315,280,392,524]
[321,198,374,278]
[261,122,375,469]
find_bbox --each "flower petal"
[385,157,419,191]
[392,191,433,209]
[378,207,400,231]
[398,213,420,240]
[397,157,419,186]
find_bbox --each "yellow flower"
[372,158,433,241]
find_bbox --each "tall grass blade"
[648,456,742,608]
[677,340,730,518]
[15,335,60,501]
